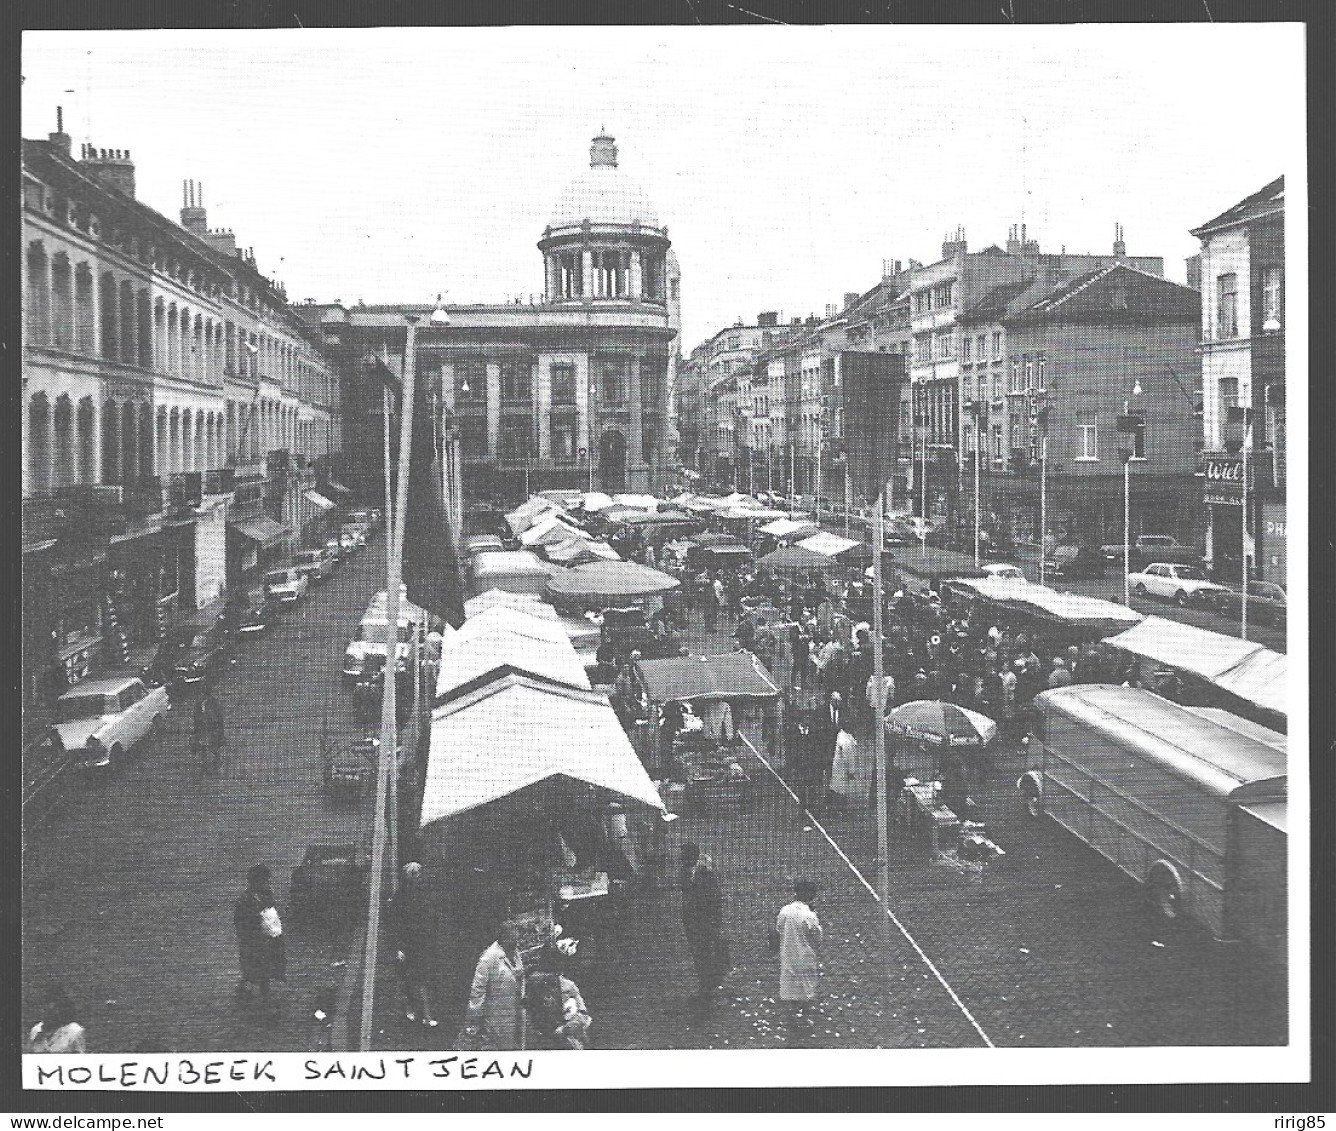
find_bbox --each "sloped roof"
[961,277,1034,323]
[1012,261,1200,324]
[635,651,781,702]
[1191,176,1284,237]
[463,588,559,620]
[435,624,590,700]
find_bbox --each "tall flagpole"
[360,315,418,1050]
[871,484,891,973]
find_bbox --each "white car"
[1127,562,1232,608]
[264,567,309,604]
[981,562,1026,581]
[343,617,418,681]
[55,676,170,770]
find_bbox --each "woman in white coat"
[774,880,823,1043]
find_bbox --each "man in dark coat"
[234,864,286,1009]
[680,843,726,1016]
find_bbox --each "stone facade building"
[22,111,342,714]
[315,133,680,503]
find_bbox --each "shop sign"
[1202,455,1244,504]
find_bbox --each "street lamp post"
[968,401,981,570]
[1118,382,1143,607]
[1038,425,1048,586]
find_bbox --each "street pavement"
[22,539,390,1053]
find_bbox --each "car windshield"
[1174,566,1209,580]
[59,695,112,721]
[266,571,292,585]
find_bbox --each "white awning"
[1103,615,1265,682]
[421,675,664,825]
[436,624,590,699]
[761,517,820,538]
[464,589,559,621]
[798,531,861,558]
[303,490,336,511]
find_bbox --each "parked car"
[265,567,310,604]
[1127,562,1233,608]
[293,546,337,585]
[170,623,230,687]
[338,529,358,555]
[348,509,379,537]
[55,676,170,771]
[980,562,1026,581]
[341,523,369,550]
[1045,543,1106,580]
[226,587,274,638]
[1218,581,1287,628]
[1102,534,1202,571]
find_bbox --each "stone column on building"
[536,356,552,460]
[545,256,558,302]
[628,354,647,490]
[486,362,502,460]
[581,249,594,299]
[90,266,102,360]
[630,250,643,299]
[440,363,455,412]
[43,398,56,494]
[90,397,103,486]
[576,354,591,468]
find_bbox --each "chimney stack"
[48,106,72,156]
[1113,222,1126,259]
[942,225,968,260]
[181,179,208,235]
[844,292,861,310]
[80,142,136,198]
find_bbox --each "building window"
[601,358,628,405]
[1009,358,1021,394]
[1216,272,1239,338]
[500,360,531,405]
[499,417,532,461]
[976,334,986,360]
[991,423,1004,460]
[991,372,1002,400]
[992,331,1003,360]
[726,334,741,351]
[552,420,575,461]
[961,335,972,361]
[1262,266,1282,327]
[1036,352,1046,390]
[914,335,930,364]
[1023,354,1034,391]
[1077,411,1098,460]
[551,363,577,405]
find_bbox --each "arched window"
[26,242,50,345]
[119,279,136,364]
[75,263,96,354]
[50,254,73,349]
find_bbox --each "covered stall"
[545,560,680,606]
[760,517,821,545]
[1103,616,1288,729]
[759,544,844,578]
[469,550,552,599]
[539,489,584,508]
[797,531,872,567]
[464,588,559,621]
[946,577,1142,645]
[505,496,564,536]
[418,674,670,994]
[519,512,587,549]
[632,652,782,811]
[435,622,591,702]
[545,537,621,567]
[574,490,616,514]
[685,531,754,573]
[680,495,730,516]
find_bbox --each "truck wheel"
[1147,864,1182,921]
[1135,583,1148,597]
[1174,590,1188,608]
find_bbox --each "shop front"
[226,513,291,593]
[1202,454,1246,584]
[1260,501,1286,587]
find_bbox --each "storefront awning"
[304,490,336,511]
[228,515,290,548]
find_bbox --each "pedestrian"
[463,921,526,1050]
[818,692,843,798]
[772,880,823,1044]
[523,967,592,1050]
[680,843,727,1016]
[387,862,438,1028]
[194,688,225,775]
[828,727,858,811]
[26,983,88,1053]
[1048,657,1073,689]
[233,864,287,1011]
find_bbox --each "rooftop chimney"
[1113,222,1126,259]
[757,311,778,328]
[48,106,72,157]
[1006,224,1021,254]
[590,130,618,168]
[81,143,136,198]
[180,179,208,235]
[942,225,967,260]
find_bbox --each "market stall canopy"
[595,504,647,526]
[618,508,694,527]
[546,538,621,566]
[797,531,863,559]
[539,489,584,507]
[720,504,786,521]
[545,560,681,602]
[952,577,1141,628]
[228,515,290,548]
[421,675,665,825]
[456,605,573,646]
[635,651,781,703]
[519,512,586,548]
[1211,647,1289,721]
[759,544,843,575]
[470,550,551,596]
[761,517,821,540]
[464,588,559,621]
[1103,616,1267,683]
[611,493,660,511]
[506,496,563,535]
[681,495,730,514]
[436,624,590,700]
[576,491,615,513]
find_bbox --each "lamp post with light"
[1117,378,1144,607]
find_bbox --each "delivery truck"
[1018,684,1287,966]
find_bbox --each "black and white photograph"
[17,13,1311,1103]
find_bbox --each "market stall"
[945,577,1142,645]
[1102,615,1287,730]
[519,512,588,549]
[545,537,621,567]
[632,652,782,811]
[469,550,551,599]
[759,516,821,546]
[505,496,564,536]
[544,560,681,606]
[758,544,844,578]
[464,588,560,621]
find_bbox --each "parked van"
[1019,684,1286,965]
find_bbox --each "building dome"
[548,132,661,231]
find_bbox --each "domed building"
[313,132,680,502]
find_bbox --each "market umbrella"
[886,700,998,747]
[544,559,681,603]
[759,544,842,576]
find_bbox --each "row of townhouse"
[22,110,346,715]
[680,193,1285,587]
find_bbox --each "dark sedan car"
[1218,580,1287,628]
[226,588,275,639]
[1044,544,1106,580]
